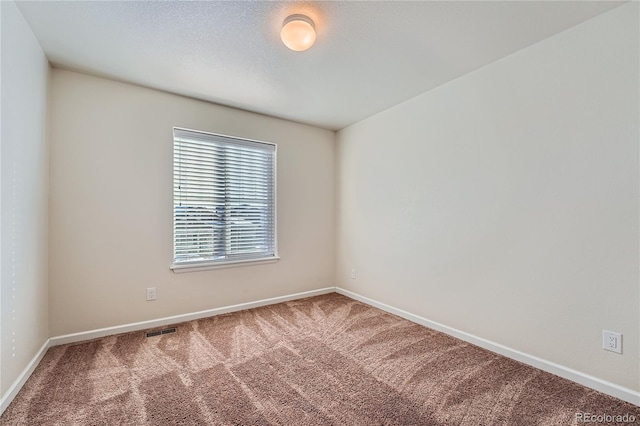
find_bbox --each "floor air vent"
[145,327,177,337]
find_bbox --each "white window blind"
[173,128,277,269]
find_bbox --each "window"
[171,127,277,272]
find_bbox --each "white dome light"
[281,14,316,52]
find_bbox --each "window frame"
[170,127,279,273]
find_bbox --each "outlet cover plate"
[602,330,622,354]
[146,287,157,301]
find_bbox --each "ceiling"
[16,1,624,131]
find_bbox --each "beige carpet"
[2,293,638,425]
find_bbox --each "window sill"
[170,256,280,273]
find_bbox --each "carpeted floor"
[2,293,638,425]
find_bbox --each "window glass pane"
[173,128,276,265]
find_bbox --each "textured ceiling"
[17,1,623,130]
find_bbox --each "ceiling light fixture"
[280,14,316,52]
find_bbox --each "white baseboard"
[336,287,640,407]
[4,286,637,417]
[1,339,50,415]
[50,287,335,346]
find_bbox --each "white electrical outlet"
[146,287,157,301]
[351,269,357,279]
[602,330,622,354]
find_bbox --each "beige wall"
[1,2,51,396]
[49,69,335,336]
[336,3,639,391]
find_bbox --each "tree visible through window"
[172,128,277,270]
